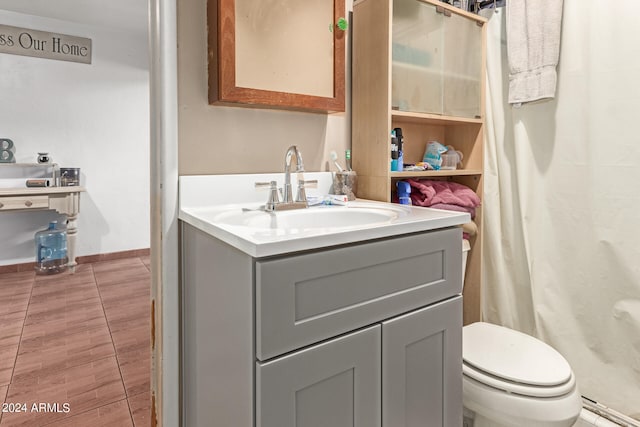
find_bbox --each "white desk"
[0,186,86,272]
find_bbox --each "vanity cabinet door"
[382,296,462,427]
[256,325,381,427]
[209,0,346,113]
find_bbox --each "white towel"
[506,0,564,105]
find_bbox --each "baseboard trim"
[582,397,640,427]
[0,262,37,274]
[0,248,151,274]
[76,248,150,264]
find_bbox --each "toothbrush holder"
[332,171,358,201]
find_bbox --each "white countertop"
[179,173,469,257]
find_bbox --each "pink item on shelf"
[407,179,481,209]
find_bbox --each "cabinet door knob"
[336,17,348,31]
[25,200,33,207]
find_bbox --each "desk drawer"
[0,195,49,211]
[255,227,462,361]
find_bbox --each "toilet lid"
[463,322,572,387]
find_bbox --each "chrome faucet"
[254,146,317,212]
[283,145,305,204]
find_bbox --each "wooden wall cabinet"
[352,0,487,324]
[208,0,346,113]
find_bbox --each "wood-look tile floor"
[0,256,151,427]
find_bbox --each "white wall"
[0,9,150,265]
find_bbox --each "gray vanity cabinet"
[256,325,381,427]
[382,296,462,427]
[181,222,463,427]
[255,298,462,427]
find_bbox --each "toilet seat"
[463,362,576,398]
[463,372,582,427]
[463,322,575,398]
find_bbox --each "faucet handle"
[255,181,279,211]
[296,179,318,203]
[298,179,318,187]
[255,181,277,189]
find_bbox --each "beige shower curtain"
[483,1,640,419]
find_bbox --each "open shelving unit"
[352,0,487,324]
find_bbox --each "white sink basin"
[210,204,404,230]
[179,173,470,257]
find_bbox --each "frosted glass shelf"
[392,60,479,82]
[391,110,482,124]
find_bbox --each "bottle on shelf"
[397,181,412,205]
[390,131,399,171]
[394,127,404,172]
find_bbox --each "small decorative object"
[60,167,80,186]
[0,138,15,163]
[37,152,51,164]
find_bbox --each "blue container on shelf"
[397,181,412,205]
[34,221,68,274]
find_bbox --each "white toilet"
[460,243,582,426]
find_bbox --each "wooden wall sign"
[0,24,92,64]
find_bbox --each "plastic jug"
[35,221,68,274]
[440,145,464,170]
